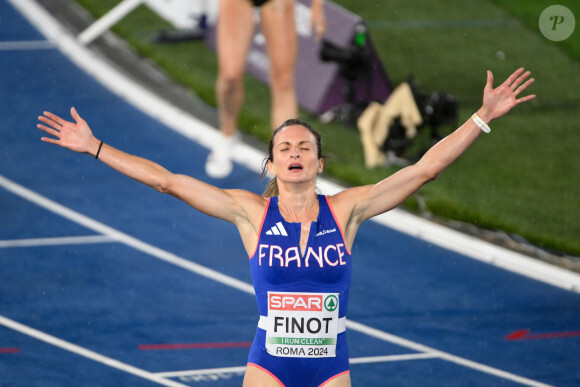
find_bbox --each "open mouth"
[288,163,303,170]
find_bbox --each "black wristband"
[95,141,104,159]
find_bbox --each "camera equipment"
[409,79,458,143]
[319,23,371,124]
[381,80,458,162]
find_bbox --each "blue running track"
[1,1,579,386]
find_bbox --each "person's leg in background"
[260,0,298,129]
[205,0,255,178]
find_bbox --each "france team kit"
[248,195,352,386]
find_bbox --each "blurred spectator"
[205,0,325,178]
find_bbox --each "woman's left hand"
[479,68,536,123]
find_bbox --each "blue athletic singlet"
[247,195,352,386]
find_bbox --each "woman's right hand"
[38,107,101,156]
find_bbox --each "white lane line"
[78,0,146,45]
[0,315,188,387]
[156,366,247,379]
[9,0,580,294]
[4,0,573,384]
[0,40,55,50]
[156,351,529,381]
[0,235,116,248]
[156,353,440,378]
[349,352,440,364]
[0,175,254,295]
[0,174,552,386]
[345,319,553,387]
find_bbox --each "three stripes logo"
[266,222,288,236]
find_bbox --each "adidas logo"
[266,222,288,236]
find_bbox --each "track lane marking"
[139,342,253,350]
[0,175,254,295]
[0,235,116,248]
[0,40,55,50]
[9,0,580,294]
[4,0,575,384]
[0,315,188,387]
[155,366,247,379]
[152,352,492,380]
[349,352,439,364]
[506,329,580,341]
[0,174,553,386]
[0,347,21,354]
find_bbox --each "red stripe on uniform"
[247,362,285,386]
[320,370,350,386]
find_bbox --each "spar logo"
[324,295,338,312]
[269,293,323,311]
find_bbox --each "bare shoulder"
[327,185,373,210]
[327,185,373,224]
[326,186,374,249]
[224,190,269,255]
[224,189,269,222]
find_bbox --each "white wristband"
[471,113,491,133]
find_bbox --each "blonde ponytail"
[262,176,279,198]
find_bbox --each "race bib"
[265,291,339,358]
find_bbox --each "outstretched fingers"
[37,111,69,146]
[37,118,63,146]
[512,71,536,104]
[42,111,67,127]
[37,107,96,154]
[70,107,84,124]
[37,122,60,138]
[516,92,536,105]
[39,135,61,145]
[38,114,61,131]
[514,77,535,96]
[502,68,536,105]
[509,70,532,91]
[484,70,494,91]
[482,67,535,121]
[501,67,525,88]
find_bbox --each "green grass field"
[73,0,580,256]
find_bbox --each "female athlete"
[37,68,534,386]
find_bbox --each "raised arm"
[332,68,535,246]
[37,108,265,227]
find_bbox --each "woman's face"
[267,124,323,183]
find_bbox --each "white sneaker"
[205,132,239,178]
